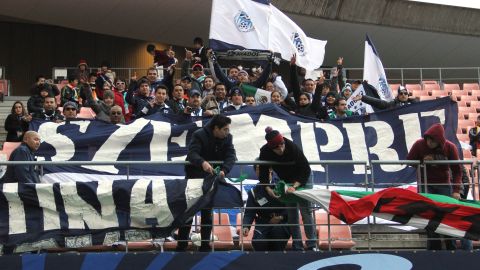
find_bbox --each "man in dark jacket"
[177,114,237,252]
[242,165,289,251]
[126,77,153,119]
[468,115,480,156]
[353,85,416,110]
[2,131,41,183]
[407,123,462,250]
[32,96,64,122]
[258,127,317,251]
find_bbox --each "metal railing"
[52,66,480,86]
[0,159,477,252]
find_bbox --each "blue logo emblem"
[378,76,392,99]
[234,11,254,32]
[292,32,306,56]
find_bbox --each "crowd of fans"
[1,36,477,252]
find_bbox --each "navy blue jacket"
[243,185,287,230]
[2,143,40,184]
[185,122,236,179]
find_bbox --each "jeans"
[420,184,456,250]
[286,199,317,250]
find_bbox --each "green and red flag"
[275,181,480,240]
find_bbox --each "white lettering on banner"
[343,123,370,174]
[83,118,150,174]
[399,113,422,151]
[129,179,173,228]
[35,184,61,231]
[185,178,207,211]
[229,114,292,162]
[170,130,188,161]
[150,121,171,161]
[316,123,344,153]
[37,122,75,161]
[364,121,405,172]
[421,109,445,125]
[60,181,118,229]
[298,122,324,172]
[4,183,26,234]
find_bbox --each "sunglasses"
[192,68,202,71]
[116,82,125,85]
[110,111,122,115]
[64,108,76,111]
[399,92,409,96]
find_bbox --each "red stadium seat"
[443,83,460,91]
[419,95,435,101]
[456,133,469,142]
[2,142,21,160]
[470,90,480,100]
[461,95,478,104]
[422,80,438,84]
[411,90,427,98]
[431,90,448,98]
[456,100,467,107]
[78,107,96,119]
[405,84,421,91]
[463,83,480,91]
[389,84,401,92]
[451,89,466,101]
[458,106,476,118]
[423,83,441,91]
[458,120,475,133]
[467,113,479,121]
[315,211,355,250]
[469,101,480,111]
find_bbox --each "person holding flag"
[352,85,417,110]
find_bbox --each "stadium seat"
[451,89,466,101]
[422,80,438,85]
[315,211,355,250]
[78,107,96,119]
[419,95,435,101]
[2,142,21,160]
[443,83,460,91]
[389,84,401,92]
[456,100,467,107]
[210,213,234,250]
[458,120,475,133]
[236,213,254,250]
[469,101,480,111]
[411,90,427,98]
[423,83,441,91]
[458,107,476,119]
[470,90,480,100]
[405,84,421,91]
[463,149,473,159]
[456,133,469,142]
[467,113,479,121]
[463,83,480,91]
[461,95,477,104]
[431,90,448,98]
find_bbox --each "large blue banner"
[30,98,459,186]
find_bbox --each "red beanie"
[265,126,284,149]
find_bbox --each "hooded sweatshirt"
[406,123,462,193]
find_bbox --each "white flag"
[346,84,374,114]
[209,0,327,70]
[363,35,394,101]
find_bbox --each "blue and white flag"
[209,0,327,70]
[363,35,394,101]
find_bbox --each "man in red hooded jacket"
[407,123,462,250]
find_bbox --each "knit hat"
[238,70,249,76]
[192,63,204,71]
[63,101,78,111]
[265,126,284,149]
[341,83,352,93]
[77,59,88,67]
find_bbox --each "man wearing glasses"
[62,102,78,120]
[109,105,124,124]
[352,85,416,110]
[257,127,318,251]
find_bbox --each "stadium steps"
[0,96,30,147]
[351,224,427,250]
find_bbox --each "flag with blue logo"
[363,35,394,101]
[209,0,327,70]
